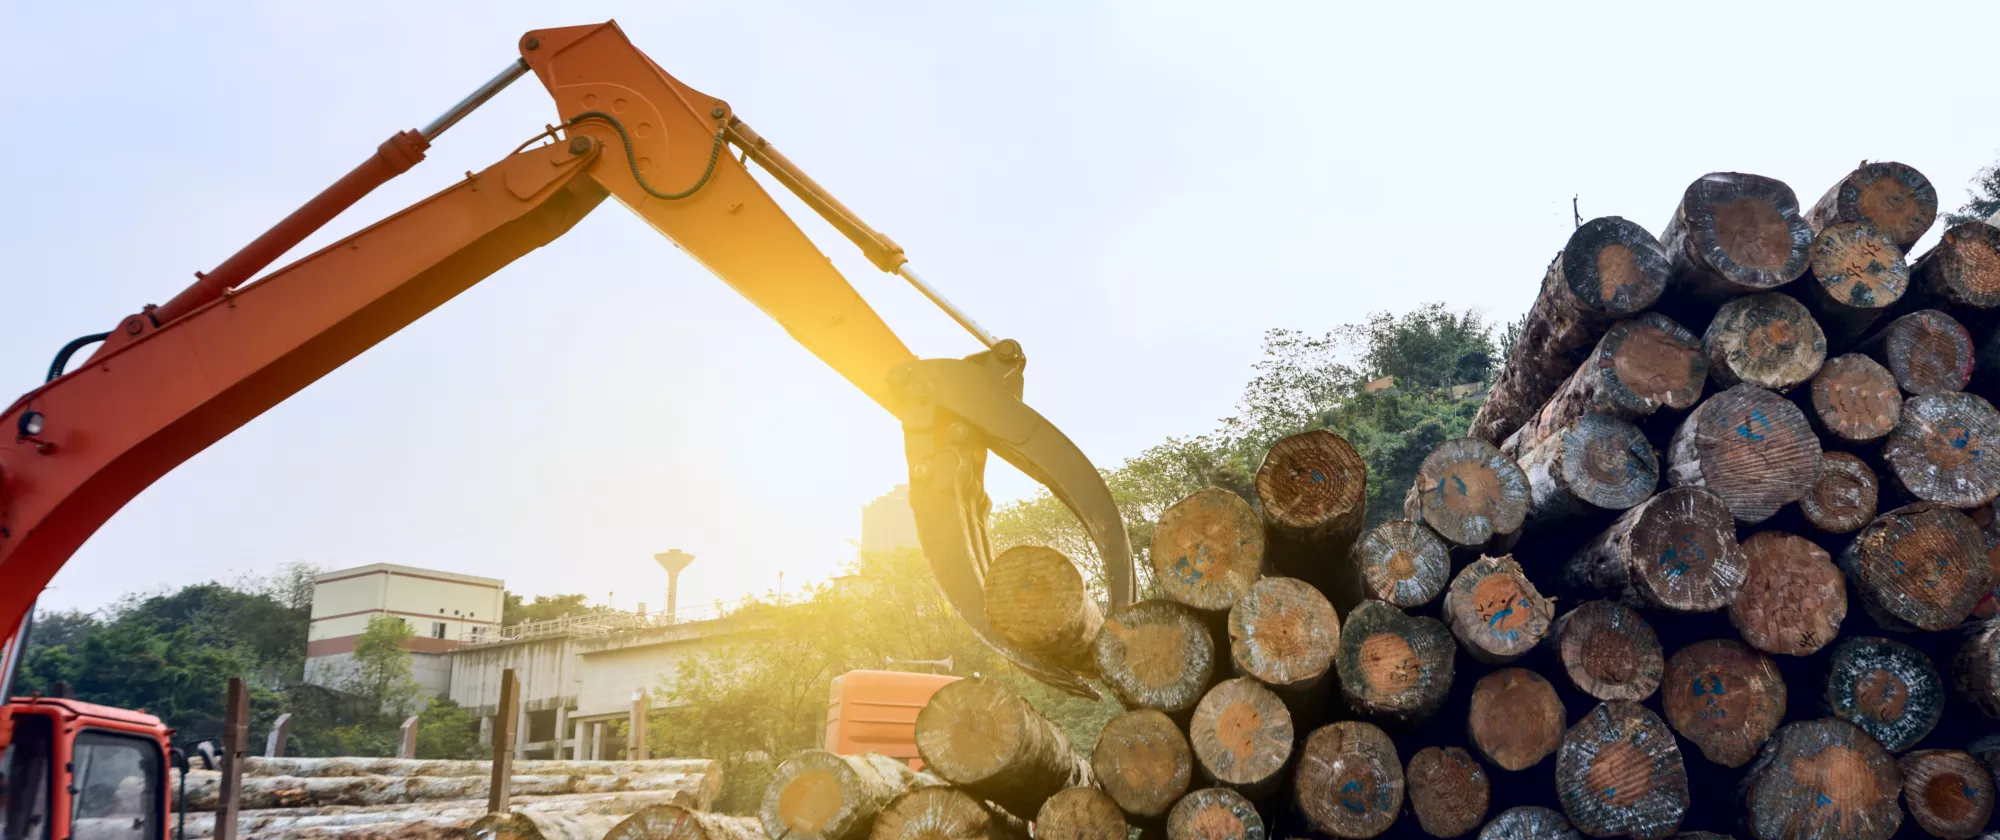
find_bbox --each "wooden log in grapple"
[760,751,941,840]
[1255,429,1367,606]
[1552,600,1664,702]
[913,677,1090,819]
[870,788,1028,840]
[1353,520,1451,609]
[984,546,1102,677]
[1702,292,1827,392]
[1467,668,1564,772]
[1335,600,1455,725]
[1909,220,2000,311]
[1034,788,1127,840]
[1564,486,1746,613]
[1898,749,1995,840]
[1406,746,1490,838]
[1187,677,1294,797]
[1882,392,2000,509]
[1796,451,1878,535]
[1797,222,1909,348]
[1726,531,1846,656]
[1742,718,1904,840]
[1151,488,1265,613]
[1553,701,1689,839]
[1857,308,1975,396]
[1442,555,1554,664]
[1806,161,1938,253]
[1825,636,1944,752]
[1404,437,1530,550]
[1095,599,1217,715]
[1293,721,1404,839]
[1659,639,1786,768]
[1839,502,1991,632]
[1659,171,1814,303]
[1470,216,1671,444]
[1666,384,1823,525]
[1165,788,1264,840]
[1091,710,1193,825]
[1226,576,1338,699]
[1805,353,1902,444]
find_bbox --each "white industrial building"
[302,563,504,699]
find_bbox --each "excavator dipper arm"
[0,21,1130,701]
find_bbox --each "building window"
[432,622,448,639]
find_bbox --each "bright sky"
[8,1,2000,615]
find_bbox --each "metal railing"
[459,595,787,645]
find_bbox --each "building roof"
[313,562,503,589]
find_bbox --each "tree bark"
[1807,161,1938,252]
[1255,429,1368,606]
[1089,709,1192,824]
[1797,223,1909,349]
[1033,788,1126,840]
[1353,520,1450,609]
[1742,719,1904,840]
[1897,750,1994,840]
[1165,787,1265,840]
[1477,807,1576,840]
[1553,701,1689,840]
[1225,576,1338,698]
[1727,531,1845,656]
[1503,313,1707,462]
[234,758,715,779]
[1666,384,1823,524]
[176,771,714,812]
[467,812,624,840]
[176,791,688,839]
[759,750,941,840]
[1659,639,1785,768]
[1334,601,1455,725]
[1796,451,1878,535]
[1564,487,1746,613]
[1882,392,2000,508]
[1908,220,2000,311]
[912,676,1090,818]
[1187,677,1293,797]
[1513,414,1658,531]
[1406,746,1489,839]
[1825,636,1944,753]
[1806,354,1903,443]
[1151,488,1265,613]
[1839,503,1991,632]
[869,787,1027,840]
[1093,599,1217,715]
[1702,292,1827,391]
[983,546,1102,677]
[1469,216,1671,444]
[1858,309,1975,396]
[1955,618,2000,720]
[1293,721,1404,839]
[1442,555,1553,664]
[1466,668,1563,772]
[1552,600,1664,703]
[605,805,764,840]
[1404,438,1530,548]
[1660,172,1814,303]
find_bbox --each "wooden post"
[1553,701,1688,839]
[262,712,290,759]
[1806,353,1903,443]
[1405,746,1489,838]
[397,715,420,760]
[1909,220,2000,310]
[1859,309,1975,396]
[1501,312,1706,460]
[1666,384,1823,525]
[1442,555,1553,664]
[913,677,1090,819]
[1186,678,1292,797]
[1826,636,1944,752]
[759,751,940,840]
[1840,503,1990,631]
[1742,719,1903,840]
[1703,292,1827,392]
[1659,171,1814,301]
[1955,618,2000,720]
[1165,787,1262,840]
[1796,451,1879,535]
[1882,393,2000,509]
[1033,788,1127,840]
[489,667,519,815]
[1225,576,1338,698]
[870,787,1027,840]
[1334,600,1454,724]
[1404,438,1530,548]
[1467,668,1563,772]
[1513,414,1659,530]
[1254,429,1368,604]
[1477,807,1575,840]
[1659,639,1785,768]
[1798,223,1909,348]
[214,676,250,840]
[983,546,1102,676]
[1093,600,1216,716]
[1150,488,1265,613]
[1564,486,1746,613]
[1552,600,1663,703]
[1899,749,1995,839]
[1089,710,1192,825]
[629,692,649,760]
[1352,520,1450,608]
[1726,531,1846,656]
[1292,721,1404,839]
[1806,161,1938,252]
[1470,216,1671,444]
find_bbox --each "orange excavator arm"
[0,21,1131,701]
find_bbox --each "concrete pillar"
[570,718,586,762]
[590,722,605,760]
[554,705,570,760]
[478,715,493,748]
[514,703,529,760]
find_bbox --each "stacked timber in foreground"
[754,162,2000,840]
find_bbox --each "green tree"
[413,697,483,759]
[1946,163,2000,227]
[503,592,592,626]
[346,615,423,716]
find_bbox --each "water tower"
[653,550,695,622]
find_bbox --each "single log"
[1726,531,1846,656]
[870,787,1028,840]
[1090,709,1193,822]
[983,546,1102,676]
[1553,701,1689,840]
[1479,807,1577,840]
[176,791,693,839]
[1741,718,1903,840]
[1797,223,1908,348]
[1659,172,1814,301]
[1807,161,1938,251]
[1094,599,1217,714]
[1405,438,1530,547]
[1467,668,1564,772]
[1256,429,1368,598]
[1666,384,1823,525]
[178,771,716,812]
[1166,788,1265,840]
[1034,788,1127,840]
[468,812,624,840]
[1353,520,1450,608]
[606,805,764,840]
[1898,750,1994,840]
[759,750,941,840]
[1152,488,1266,612]
[1564,487,1746,613]
[1839,502,1991,632]
[1806,354,1902,443]
[913,676,1090,817]
[1227,576,1338,695]
[1825,636,1944,752]
[1407,746,1490,838]
[1795,451,1878,535]
[1882,392,2000,508]
[1504,312,1706,464]
[1956,618,2000,719]
[1188,677,1294,796]
[1702,292,1827,392]
[1659,639,1786,768]
[1443,555,1554,664]
[1858,309,1975,396]
[1514,414,1659,528]
[1910,220,2000,310]
[1553,600,1665,702]
[234,758,715,779]
[1335,600,1456,724]
[1293,721,1404,839]
[1469,217,1671,444]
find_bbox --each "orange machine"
[825,670,960,769]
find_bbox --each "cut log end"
[1809,222,1910,314]
[1407,746,1490,838]
[1667,385,1823,525]
[1810,162,1938,251]
[1555,600,1664,702]
[1165,788,1266,840]
[1554,414,1660,513]
[1956,619,2000,720]
[1335,600,1456,724]
[1809,354,1903,443]
[1095,599,1217,714]
[1554,701,1689,840]
[1702,292,1827,392]
[1728,531,1846,656]
[870,787,1026,840]
[1293,721,1405,839]
[1444,555,1554,664]
[1884,392,2000,509]
[1660,639,1786,768]
[1090,709,1193,820]
[1411,438,1530,546]
[1478,807,1577,840]
[1863,309,1975,396]
[1743,719,1904,840]
[1355,520,1451,608]
[1227,576,1338,691]
[1256,429,1367,542]
[1663,172,1814,297]
[984,546,1103,676]
[1152,488,1266,612]
[1502,313,1704,465]
[1899,750,1995,840]
[913,677,1086,818]
[1034,788,1128,840]
[1468,668,1564,772]
[761,751,937,840]
[1568,486,1746,613]
[1913,221,2000,309]
[1563,216,1672,316]
[1826,636,1944,752]
[1188,678,1294,795]
[1841,503,1991,632]
[606,806,763,840]
[1797,451,1879,535]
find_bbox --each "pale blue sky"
[7,1,1999,614]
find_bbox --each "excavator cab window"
[68,731,160,840]
[1,713,53,840]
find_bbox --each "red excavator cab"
[824,671,959,770]
[2,697,173,839]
